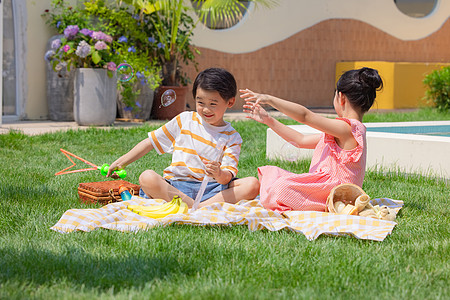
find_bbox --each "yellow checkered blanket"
[51,198,403,241]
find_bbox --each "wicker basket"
[326,183,367,213]
[78,180,140,205]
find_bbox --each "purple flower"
[94,41,107,51]
[148,37,155,43]
[106,62,117,71]
[92,31,104,40]
[75,40,91,58]
[56,21,61,28]
[64,25,79,39]
[63,45,70,52]
[44,50,55,62]
[118,36,128,43]
[136,71,144,79]
[157,42,165,49]
[80,28,93,37]
[92,31,113,43]
[104,34,113,43]
[51,39,61,49]
[128,46,136,53]
[55,61,67,72]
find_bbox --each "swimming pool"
[266,121,450,179]
[366,124,450,137]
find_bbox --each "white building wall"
[190,0,450,54]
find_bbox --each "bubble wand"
[191,137,228,211]
[55,148,126,179]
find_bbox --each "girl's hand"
[203,159,222,179]
[239,89,270,105]
[240,88,273,124]
[243,101,271,125]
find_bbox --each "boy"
[107,68,259,208]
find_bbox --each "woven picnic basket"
[326,183,367,213]
[78,180,140,205]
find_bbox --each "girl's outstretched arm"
[240,89,356,150]
[243,99,320,149]
[240,88,317,124]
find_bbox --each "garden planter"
[74,68,117,126]
[117,83,154,121]
[46,35,75,121]
[151,86,189,120]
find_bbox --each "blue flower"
[118,36,128,43]
[128,46,136,53]
[148,37,155,43]
[136,71,144,79]
[135,101,142,108]
[157,43,165,49]
[56,21,61,28]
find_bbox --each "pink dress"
[258,118,367,213]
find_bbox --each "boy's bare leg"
[139,170,194,206]
[198,177,260,208]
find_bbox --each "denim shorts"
[139,179,229,202]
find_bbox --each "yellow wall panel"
[336,62,450,110]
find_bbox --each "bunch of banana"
[127,195,188,219]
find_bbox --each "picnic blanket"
[51,197,403,241]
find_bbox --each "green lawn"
[0,109,448,299]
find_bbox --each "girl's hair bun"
[336,67,384,112]
[358,67,383,91]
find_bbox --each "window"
[394,0,438,18]
[191,0,251,30]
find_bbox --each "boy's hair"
[336,67,383,112]
[192,68,237,101]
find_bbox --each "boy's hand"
[106,162,121,179]
[203,159,222,179]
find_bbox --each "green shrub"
[423,66,450,111]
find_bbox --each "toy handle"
[98,163,127,179]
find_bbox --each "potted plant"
[122,0,277,119]
[45,25,118,125]
[119,0,197,119]
[42,0,162,122]
[42,0,90,121]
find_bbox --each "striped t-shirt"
[149,111,242,182]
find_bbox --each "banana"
[137,198,181,218]
[177,199,188,214]
[127,197,176,213]
[128,196,188,219]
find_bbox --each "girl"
[241,67,383,213]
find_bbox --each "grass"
[0,109,449,299]
[362,107,450,122]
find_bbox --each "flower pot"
[46,35,75,121]
[73,68,117,126]
[117,83,155,121]
[151,86,189,120]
